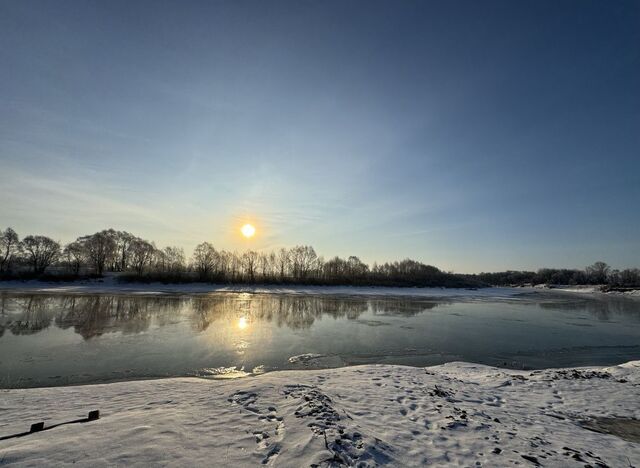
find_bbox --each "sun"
[241,223,256,238]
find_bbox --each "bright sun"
[241,223,256,238]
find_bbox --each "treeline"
[3,227,637,288]
[0,228,167,278]
[471,261,640,288]
[0,227,482,288]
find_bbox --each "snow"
[554,286,640,297]
[1,361,639,466]
[542,285,601,294]
[288,353,326,364]
[3,277,638,299]
[0,277,529,299]
[537,284,640,297]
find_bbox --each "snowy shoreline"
[1,278,638,299]
[1,361,639,466]
[0,278,528,299]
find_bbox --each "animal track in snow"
[228,390,285,465]
[283,384,395,466]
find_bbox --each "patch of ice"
[194,366,251,379]
[288,353,326,364]
[251,365,267,375]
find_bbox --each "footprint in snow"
[228,390,285,464]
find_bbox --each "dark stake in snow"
[0,410,100,441]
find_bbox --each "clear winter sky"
[1,0,639,273]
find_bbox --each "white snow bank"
[1,361,639,466]
[546,286,601,294]
[540,285,640,297]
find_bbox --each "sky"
[1,0,639,273]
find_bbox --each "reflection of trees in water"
[368,299,439,317]
[539,297,640,321]
[190,296,220,331]
[189,295,441,331]
[55,296,182,338]
[0,295,6,337]
[8,296,54,335]
[58,296,145,338]
[0,294,8,316]
[189,295,370,331]
[1,295,183,339]
[0,293,444,338]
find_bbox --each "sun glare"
[238,317,248,330]
[241,224,256,238]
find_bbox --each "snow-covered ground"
[548,285,640,297]
[1,361,639,467]
[0,277,530,299]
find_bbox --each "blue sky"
[1,0,639,272]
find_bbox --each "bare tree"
[77,231,117,275]
[63,241,85,275]
[619,268,640,287]
[161,246,185,273]
[323,256,347,281]
[192,242,217,279]
[347,256,368,278]
[268,252,276,278]
[216,250,231,279]
[290,245,317,279]
[258,252,271,279]
[276,248,289,281]
[229,251,240,282]
[586,261,610,284]
[21,235,61,274]
[0,227,20,273]
[242,250,259,282]
[114,231,136,271]
[129,239,156,275]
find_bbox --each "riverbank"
[1,361,638,466]
[2,278,639,301]
[541,284,640,297]
[0,277,526,299]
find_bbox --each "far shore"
[0,277,521,298]
[0,276,638,298]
